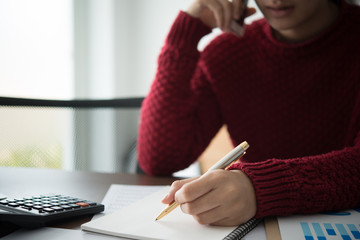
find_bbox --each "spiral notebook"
[81,186,261,240]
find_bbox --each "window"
[0,0,73,169]
[0,0,73,99]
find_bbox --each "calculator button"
[43,208,55,213]
[61,205,72,210]
[76,202,89,207]
[0,200,8,205]
[68,204,81,209]
[33,205,43,210]
[8,203,20,207]
[51,206,64,211]
[85,201,97,206]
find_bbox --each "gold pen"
[155,141,250,221]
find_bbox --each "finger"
[238,0,247,25]
[209,202,251,226]
[232,0,241,20]
[174,173,218,204]
[193,205,228,225]
[217,0,233,32]
[179,185,223,216]
[231,7,256,36]
[231,21,245,36]
[161,177,198,204]
[192,197,251,226]
[206,0,225,30]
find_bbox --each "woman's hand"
[185,0,256,35]
[161,169,257,226]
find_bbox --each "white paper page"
[278,209,360,240]
[101,184,165,215]
[82,187,240,240]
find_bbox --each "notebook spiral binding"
[223,218,263,240]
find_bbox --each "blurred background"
[0,0,263,174]
[2,0,359,175]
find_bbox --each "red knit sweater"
[138,1,360,218]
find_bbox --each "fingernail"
[161,194,168,201]
[231,21,245,37]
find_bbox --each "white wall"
[74,0,194,99]
[114,0,195,97]
[76,0,263,99]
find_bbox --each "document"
[277,209,360,240]
[82,186,266,240]
[99,184,165,215]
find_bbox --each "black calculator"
[0,193,104,228]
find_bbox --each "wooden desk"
[0,167,177,237]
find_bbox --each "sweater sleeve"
[138,12,223,176]
[228,131,360,218]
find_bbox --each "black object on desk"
[0,194,104,228]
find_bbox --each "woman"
[138,0,360,226]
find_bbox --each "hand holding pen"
[185,0,256,36]
[156,141,257,226]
